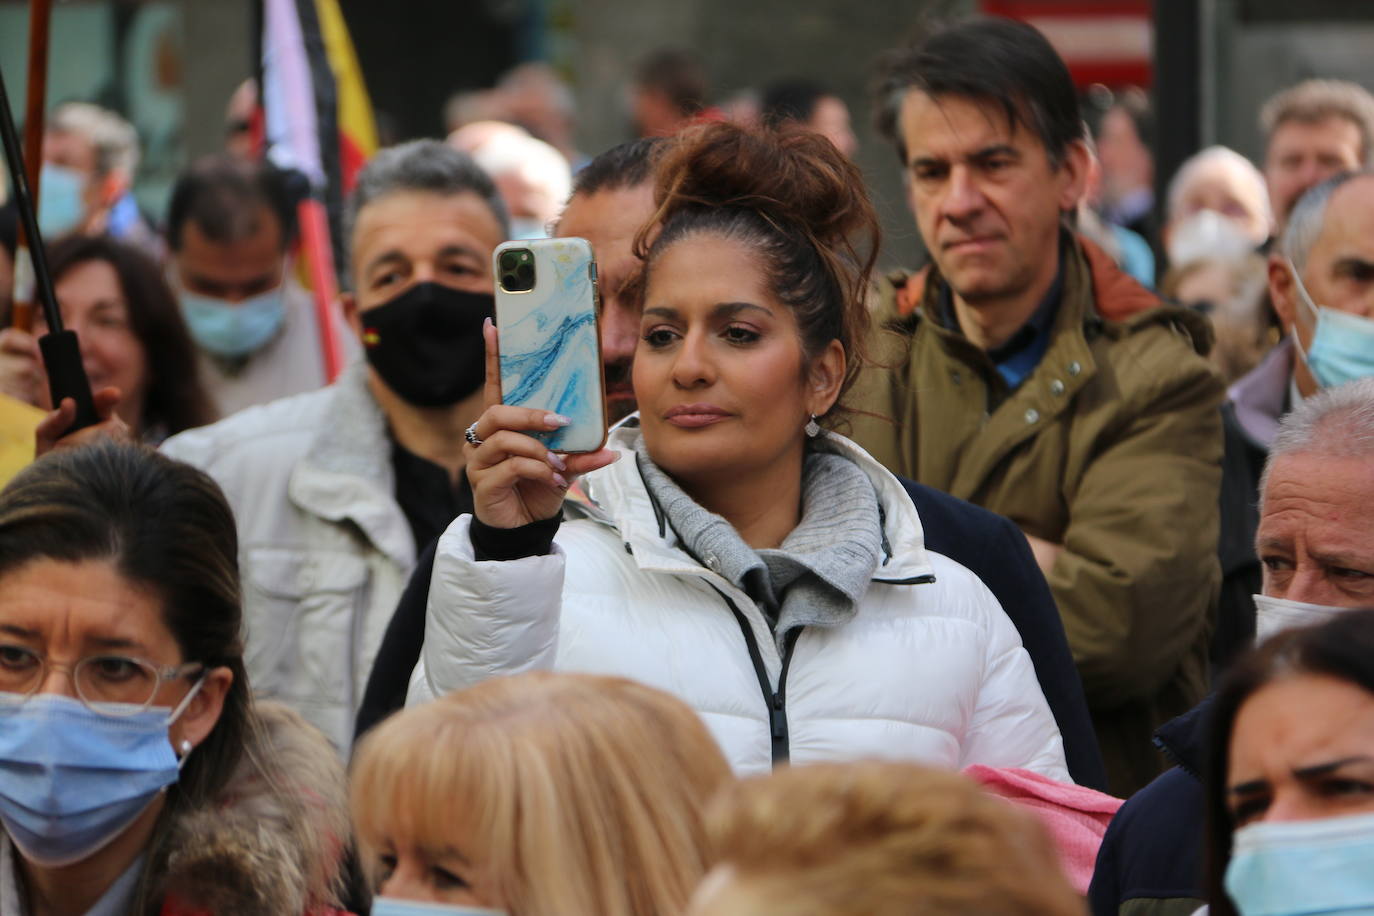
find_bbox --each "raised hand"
[467,319,617,529]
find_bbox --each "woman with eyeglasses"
[0,442,354,915]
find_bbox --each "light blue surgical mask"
[179,285,287,359]
[0,686,202,867]
[37,163,87,239]
[1288,258,1374,390]
[507,217,549,240]
[1225,810,1374,915]
[370,899,506,916]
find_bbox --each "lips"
[943,235,1002,253]
[663,403,732,428]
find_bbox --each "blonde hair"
[350,672,732,916]
[697,761,1083,916]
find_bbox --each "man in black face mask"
[163,140,507,751]
[350,138,663,741]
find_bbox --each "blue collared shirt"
[935,258,1065,390]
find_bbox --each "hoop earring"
[805,415,820,438]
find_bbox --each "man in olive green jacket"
[856,18,1224,795]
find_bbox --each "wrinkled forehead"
[1259,452,1374,545]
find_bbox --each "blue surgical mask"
[371,899,506,916]
[1288,258,1374,390]
[0,686,202,867]
[1225,810,1374,915]
[37,163,87,239]
[179,285,287,359]
[507,217,549,240]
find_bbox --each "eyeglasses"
[0,644,204,717]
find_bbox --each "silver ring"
[464,422,483,447]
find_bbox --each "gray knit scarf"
[634,439,884,653]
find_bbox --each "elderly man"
[1090,376,1374,916]
[1261,79,1374,234]
[38,102,157,254]
[1216,171,1374,663]
[162,140,508,749]
[853,16,1223,795]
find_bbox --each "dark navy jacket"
[356,476,1107,791]
[1088,696,1214,915]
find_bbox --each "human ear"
[806,339,847,417]
[1268,253,1298,335]
[171,666,233,752]
[1056,139,1092,213]
[341,291,364,340]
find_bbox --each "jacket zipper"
[709,583,801,766]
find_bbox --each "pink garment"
[965,765,1124,894]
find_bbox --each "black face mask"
[361,282,494,408]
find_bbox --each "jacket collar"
[1228,336,1294,450]
[1153,693,1216,779]
[288,361,415,568]
[579,418,936,584]
[909,234,1213,495]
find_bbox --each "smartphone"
[493,237,608,453]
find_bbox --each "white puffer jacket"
[409,425,1069,780]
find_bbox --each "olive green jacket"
[846,237,1224,795]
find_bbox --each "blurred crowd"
[1,14,1374,916]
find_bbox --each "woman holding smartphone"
[409,122,1068,779]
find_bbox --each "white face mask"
[1252,594,1368,645]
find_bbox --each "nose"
[378,859,437,902]
[1282,565,1343,607]
[412,262,437,286]
[35,662,80,699]
[1261,786,1326,824]
[670,327,715,389]
[600,293,639,367]
[941,165,985,223]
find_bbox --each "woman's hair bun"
[649,121,873,246]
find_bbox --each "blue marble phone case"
[494,238,607,453]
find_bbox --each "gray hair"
[48,101,139,177]
[1281,170,1371,271]
[345,138,509,247]
[1261,377,1374,501]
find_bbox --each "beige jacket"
[846,237,1225,795]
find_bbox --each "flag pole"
[9,0,54,334]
